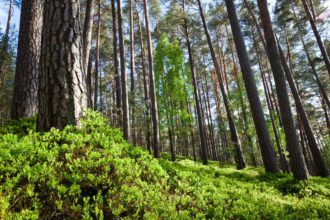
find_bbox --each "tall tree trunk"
[277,37,329,177]
[227,32,257,168]
[244,0,284,128]
[99,67,103,113]
[261,65,290,172]
[94,0,101,111]
[37,0,87,131]
[257,0,309,180]
[225,0,278,173]
[183,17,208,164]
[301,0,330,78]
[168,128,176,161]
[211,70,230,164]
[217,42,230,94]
[143,0,160,158]
[130,0,136,145]
[253,31,290,172]
[117,0,130,140]
[137,12,151,152]
[186,99,197,161]
[87,54,93,108]
[11,0,43,119]
[204,75,217,161]
[298,116,314,174]
[111,0,121,126]
[197,77,210,160]
[201,79,216,160]
[197,0,245,169]
[82,0,94,108]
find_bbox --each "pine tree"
[37,0,87,131]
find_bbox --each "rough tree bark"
[11,0,43,119]
[37,0,87,131]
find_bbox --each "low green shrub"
[0,111,329,219]
[0,116,36,136]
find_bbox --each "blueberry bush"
[0,111,329,219]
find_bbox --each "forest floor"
[0,111,330,219]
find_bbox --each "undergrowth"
[0,111,329,219]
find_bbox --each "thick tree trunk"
[225,0,278,173]
[117,0,130,140]
[257,0,309,180]
[11,0,43,119]
[82,0,94,103]
[183,17,208,164]
[94,0,101,110]
[197,0,245,169]
[143,0,160,158]
[37,0,87,131]
[277,38,329,177]
[301,0,330,78]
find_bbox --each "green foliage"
[155,34,193,144]
[0,111,329,219]
[0,117,36,136]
